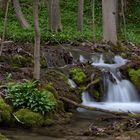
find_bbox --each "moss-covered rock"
[128,69,140,91]
[14,109,44,127]
[45,83,59,99]
[44,118,55,126]
[0,96,12,123]
[44,69,82,111]
[70,68,86,85]
[0,133,10,140]
[91,90,100,101]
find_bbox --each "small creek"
[1,47,140,140]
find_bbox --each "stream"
[1,47,140,140]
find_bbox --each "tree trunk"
[13,0,30,29]
[33,0,40,80]
[91,0,96,42]
[77,0,84,32]
[0,0,8,12]
[102,0,118,45]
[46,0,62,32]
[0,0,10,55]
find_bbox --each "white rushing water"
[68,79,77,88]
[79,55,87,63]
[80,55,140,113]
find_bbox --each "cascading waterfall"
[80,55,140,112]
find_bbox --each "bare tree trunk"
[0,0,10,55]
[77,0,84,32]
[46,0,62,32]
[102,0,118,45]
[33,0,40,80]
[92,0,96,42]
[121,0,127,41]
[13,0,30,29]
[0,0,8,12]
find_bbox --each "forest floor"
[0,41,140,140]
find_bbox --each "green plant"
[70,68,86,85]
[6,81,57,114]
[14,108,44,127]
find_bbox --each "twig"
[13,114,24,124]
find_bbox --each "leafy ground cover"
[0,0,139,44]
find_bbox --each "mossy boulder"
[128,69,140,91]
[0,133,10,140]
[70,68,86,85]
[45,69,81,110]
[45,83,59,99]
[91,90,100,101]
[14,109,44,127]
[0,96,12,123]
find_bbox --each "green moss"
[128,69,140,90]
[11,55,33,67]
[128,114,140,118]
[40,57,48,68]
[0,97,12,123]
[45,83,59,99]
[70,68,86,85]
[121,52,127,58]
[92,90,100,101]
[14,109,44,127]
[0,133,10,140]
[44,118,55,126]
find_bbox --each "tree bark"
[0,0,10,55]
[91,0,96,42]
[0,0,8,12]
[77,0,84,31]
[33,0,40,80]
[13,0,30,29]
[102,0,118,45]
[46,0,62,32]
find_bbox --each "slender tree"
[33,0,40,80]
[91,0,96,42]
[102,0,118,45]
[77,0,84,31]
[46,0,62,32]
[0,0,10,55]
[0,0,8,12]
[13,0,30,29]
[121,0,127,41]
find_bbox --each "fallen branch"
[60,96,140,117]
[85,78,101,90]
[13,114,24,124]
